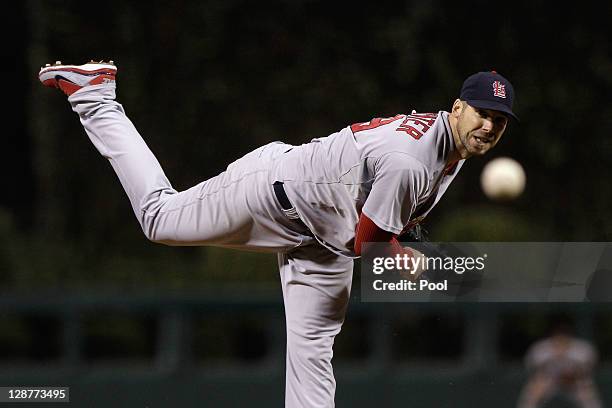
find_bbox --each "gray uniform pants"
[69,84,353,408]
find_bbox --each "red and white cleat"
[38,60,117,96]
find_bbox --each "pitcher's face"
[453,101,508,158]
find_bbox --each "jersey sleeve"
[361,153,430,234]
[354,212,394,255]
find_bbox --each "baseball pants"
[68,84,353,408]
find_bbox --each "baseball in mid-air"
[480,157,526,201]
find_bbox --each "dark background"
[3,1,612,406]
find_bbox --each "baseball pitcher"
[38,60,517,408]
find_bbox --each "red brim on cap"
[465,99,520,122]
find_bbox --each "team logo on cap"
[492,80,507,98]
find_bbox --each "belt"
[273,181,295,213]
[273,181,312,234]
[273,181,302,220]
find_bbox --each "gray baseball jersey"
[66,83,462,408]
[275,111,465,256]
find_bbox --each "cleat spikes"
[55,61,62,65]
[45,63,51,67]
[82,59,117,66]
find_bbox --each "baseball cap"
[460,71,518,121]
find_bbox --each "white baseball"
[480,157,526,201]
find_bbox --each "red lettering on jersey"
[396,125,422,139]
[350,114,404,133]
[396,113,437,140]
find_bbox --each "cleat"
[38,59,118,96]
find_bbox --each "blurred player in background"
[517,314,602,408]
